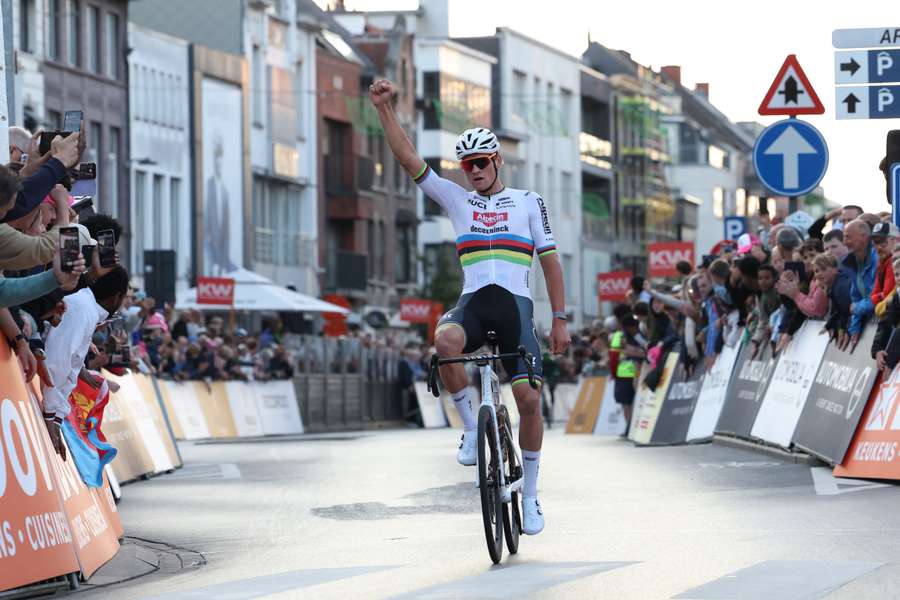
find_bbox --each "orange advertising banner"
[834,367,900,480]
[27,382,121,579]
[648,242,694,278]
[0,344,80,591]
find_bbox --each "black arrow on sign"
[840,58,861,76]
[843,93,861,114]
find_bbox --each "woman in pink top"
[775,267,828,318]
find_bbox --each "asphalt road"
[77,427,900,599]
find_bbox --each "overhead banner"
[566,377,606,434]
[598,271,633,302]
[686,343,740,442]
[593,379,627,437]
[750,321,830,448]
[793,326,879,465]
[651,360,704,445]
[648,242,694,278]
[715,342,776,438]
[632,353,680,445]
[834,361,900,480]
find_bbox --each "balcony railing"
[579,132,613,170]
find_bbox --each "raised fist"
[369,79,395,107]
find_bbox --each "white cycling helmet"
[455,127,500,160]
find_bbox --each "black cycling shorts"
[436,285,543,387]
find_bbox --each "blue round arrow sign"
[753,119,829,197]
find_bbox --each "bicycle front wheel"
[478,404,504,564]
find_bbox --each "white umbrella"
[176,269,349,314]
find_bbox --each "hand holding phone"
[97,229,117,268]
[58,226,81,273]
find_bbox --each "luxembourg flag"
[61,373,118,488]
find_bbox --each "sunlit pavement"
[78,427,900,599]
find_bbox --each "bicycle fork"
[475,365,523,503]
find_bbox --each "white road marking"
[810,467,892,496]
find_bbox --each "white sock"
[522,450,540,498]
[451,388,476,432]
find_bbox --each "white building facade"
[11,0,45,130]
[127,24,191,291]
[245,0,319,294]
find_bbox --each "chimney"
[661,65,681,85]
[695,83,709,98]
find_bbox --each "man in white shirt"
[41,265,129,457]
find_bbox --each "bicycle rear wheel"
[477,405,504,564]
[499,406,521,554]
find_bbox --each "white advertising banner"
[751,320,830,448]
[552,383,580,424]
[593,378,627,437]
[162,380,210,440]
[414,382,449,429]
[225,381,265,437]
[686,343,741,442]
[251,380,304,435]
[114,374,174,472]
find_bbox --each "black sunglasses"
[460,154,495,172]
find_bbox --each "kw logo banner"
[834,358,900,480]
[0,345,80,591]
[648,242,694,278]
[400,298,433,324]
[197,277,235,306]
[598,271,633,302]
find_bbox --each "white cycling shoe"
[522,497,545,535]
[457,430,477,466]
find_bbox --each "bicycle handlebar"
[426,345,537,398]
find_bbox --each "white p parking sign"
[724,216,747,241]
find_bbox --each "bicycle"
[427,331,538,564]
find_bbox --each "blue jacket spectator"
[841,220,878,337]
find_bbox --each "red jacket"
[872,257,896,307]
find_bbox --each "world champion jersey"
[415,165,557,299]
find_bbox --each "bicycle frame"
[478,361,523,503]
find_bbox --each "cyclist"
[370,79,571,535]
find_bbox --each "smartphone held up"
[59,226,81,273]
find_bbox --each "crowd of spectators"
[589,205,900,436]
[120,301,297,382]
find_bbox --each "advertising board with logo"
[648,242,695,278]
[834,360,900,480]
[196,277,235,306]
[750,321,830,448]
[716,342,776,438]
[632,353,680,445]
[651,361,704,445]
[598,271,633,303]
[686,343,740,442]
[400,298,433,324]
[793,326,879,465]
[0,350,81,591]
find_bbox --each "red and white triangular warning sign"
[758,54,825,116]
